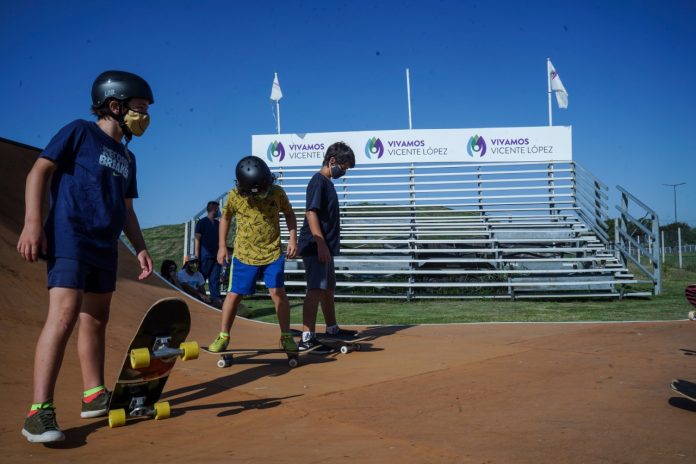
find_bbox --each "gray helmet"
[91,70,154,107]
[235,156,273,193]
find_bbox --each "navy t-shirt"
[41,119,138,270]
[298,172,341,256]
[195,217,219,258]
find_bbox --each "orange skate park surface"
[1,138,695,463]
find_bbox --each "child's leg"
[220,292,244,333]
[269,287,291,332]
[319,288,337,328]
[264,256,291,332]
[32,287,83,404]
[78,292,112,391]
[302,289,323,334]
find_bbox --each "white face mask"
[123,109,150,136]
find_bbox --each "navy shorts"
[302,255,336,290]
[47,258,117,293]
[229,255,285,296]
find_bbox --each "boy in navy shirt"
[17,70,155,443]
[297,142,358,352]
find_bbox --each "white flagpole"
[276,99,281,134]
[406,68,413,129]
[547,58,553,126]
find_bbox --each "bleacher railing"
[614,185,661,295]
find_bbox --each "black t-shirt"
[298,172,341,256]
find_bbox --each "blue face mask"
[330,164,346,179]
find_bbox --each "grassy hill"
[140,223,186,273]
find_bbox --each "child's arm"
[123,198,153,280]
[217,214,232,265]
[284,207,298,259]
[306,209,330,263]
[17,158,55,262]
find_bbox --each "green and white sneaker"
[280,334,299,352]
[22,408,65,443]
[208,334,230,353]
[81,389,111,418]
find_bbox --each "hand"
[317,242,330,264]
[217,247,229,265]
[17,220,46,262]
[286,238,297,259]
[136,250,153,280]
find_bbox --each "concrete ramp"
[0,137,694,463]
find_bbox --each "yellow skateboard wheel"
[108,409,126,428]
[180,341,200,361]
[154,401,170,420]
[130,347,151,369]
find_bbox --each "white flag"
[548,60,568,109]
[270,72,283,101]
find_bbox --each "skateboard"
[671,379,696,402]
[290,329,372,354]
[686,285,696,320]
[107,298,199,428]
[202,343,323,369]
[315,334,372,354]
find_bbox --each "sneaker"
[22,408,65,443]
[81,389,111,418]
[280,334,299,352]
[324,327,359,340]
[298,337,332,355]
[208,334,230,353]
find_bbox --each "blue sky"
[1,0,695,228]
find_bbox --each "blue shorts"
[47,258,117,293]
[302,256,336,290]
[229,255,285,296]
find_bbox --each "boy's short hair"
[323,142,356,168]
[206,201,219,212]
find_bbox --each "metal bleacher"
[277,160,654,299]
[187,160,657,300]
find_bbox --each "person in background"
[195,201,222,306]
[160,259,180,287]
[176,256,210,303]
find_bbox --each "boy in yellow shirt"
[208,156,298,352]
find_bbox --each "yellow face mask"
[123,109,150,136]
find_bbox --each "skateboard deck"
[686,285,696,320]
[290,329,372,354]
[202,343,322,368]
[107,298,199,428]
[671,379,696,402]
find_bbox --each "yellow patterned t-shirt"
[222,185,293,266]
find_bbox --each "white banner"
[252,126,572,167]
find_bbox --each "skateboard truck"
[130,336,199,369]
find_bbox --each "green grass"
[136,224,696,324]
[140,223,187,273]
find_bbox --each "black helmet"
[91,70,154,107]
[235,156,273,193]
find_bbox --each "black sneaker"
[81,389,111,418]
[298,337,332,354]
[21,408,65,443]
[324,328,359,340]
